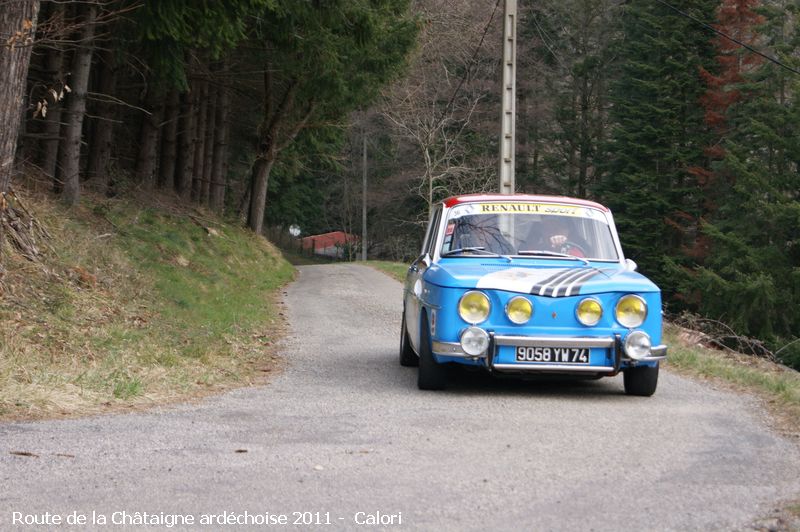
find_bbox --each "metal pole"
[361,130,368,261]
[499,0,517,195]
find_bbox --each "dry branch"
[0,188,51,263]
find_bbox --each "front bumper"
[432,334,667,374]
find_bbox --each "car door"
[405,205,442,352]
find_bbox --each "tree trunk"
[86,46,116,189]
[578,74,590,198]
[158,88,179,189]
[201,82,217,204]
[237,175,251,223]
[175,89,196,196]
[59,1,96,205]
[134,91,163,185]
[210,83,230,213]
[39,1,64,182]
[0,0,41,194]
[247,152,276,234]
[191,79,208,201]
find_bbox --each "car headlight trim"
[616,294,648,328]
[458,290,490,324]
[460,326,490,356]
[506,296,533,325]
[624,330,652,360]
[576,297,603,326]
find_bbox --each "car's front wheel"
[623,363,659,396]
[399,312,418,367]
[417,315,447,390]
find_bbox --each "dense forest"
[0,0,798,368]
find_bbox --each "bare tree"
[209,65,230,213]
[86,46,118,190]
[37,1,66,182]
[134,89,163,185]
[380,0,501,218]
[158,88,180,189]
[191,77,208,201]
[59,0,97,205]
[175,86,196,196]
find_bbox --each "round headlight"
[576,298,603,326]
[460,326,490,356]
[506,296,532,325]
[624,330,652,360]
[458,291,490,324]
[616,295,647,328]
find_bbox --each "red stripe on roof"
[442,194,609,212]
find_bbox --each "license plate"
[515,346,589,364]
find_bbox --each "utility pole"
[499,0,517,195]
[361,130,368,261]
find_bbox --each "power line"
[440,0,503,120]
[653,0,800,77]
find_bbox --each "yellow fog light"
[458,291,490,324]
[506,296,532,325]
[576,298,603,326]
[616,295,647,328]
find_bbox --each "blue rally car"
[400,194,667,396]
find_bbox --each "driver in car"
[526,216,589,258]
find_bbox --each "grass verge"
[665,324,800,437]
[367,260,408,283]
[0,191,294,421]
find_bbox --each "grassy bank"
[368,260,408,282]
[0,191,294,421]
[666,324,800,436]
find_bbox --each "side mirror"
[625,259,638,272]
[421,254,432,269]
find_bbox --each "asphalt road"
[2,263,800,531]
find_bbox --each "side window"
[421,206,442,256]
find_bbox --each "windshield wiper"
[442,247,512,262]
[517,249,590,266]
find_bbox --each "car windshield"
[439,202,619,261]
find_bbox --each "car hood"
[425,260,659,298]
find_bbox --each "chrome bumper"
[432,335,667,372]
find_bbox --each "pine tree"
[518,0,620,197]
[685,0,765,263]
[680,3,800,360]
[598,0,718,285]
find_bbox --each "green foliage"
[674,4,800,367]
[599,0,718,284]
[127,0,277,89]
[265,127,340,232]
[518,0,620,196]
[240,0,417,232]
[252,0,417,114]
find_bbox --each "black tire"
[399,312,418,367]
[417,315,447,390]
[623,363,659,396]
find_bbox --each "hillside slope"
[0,191,294,420]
